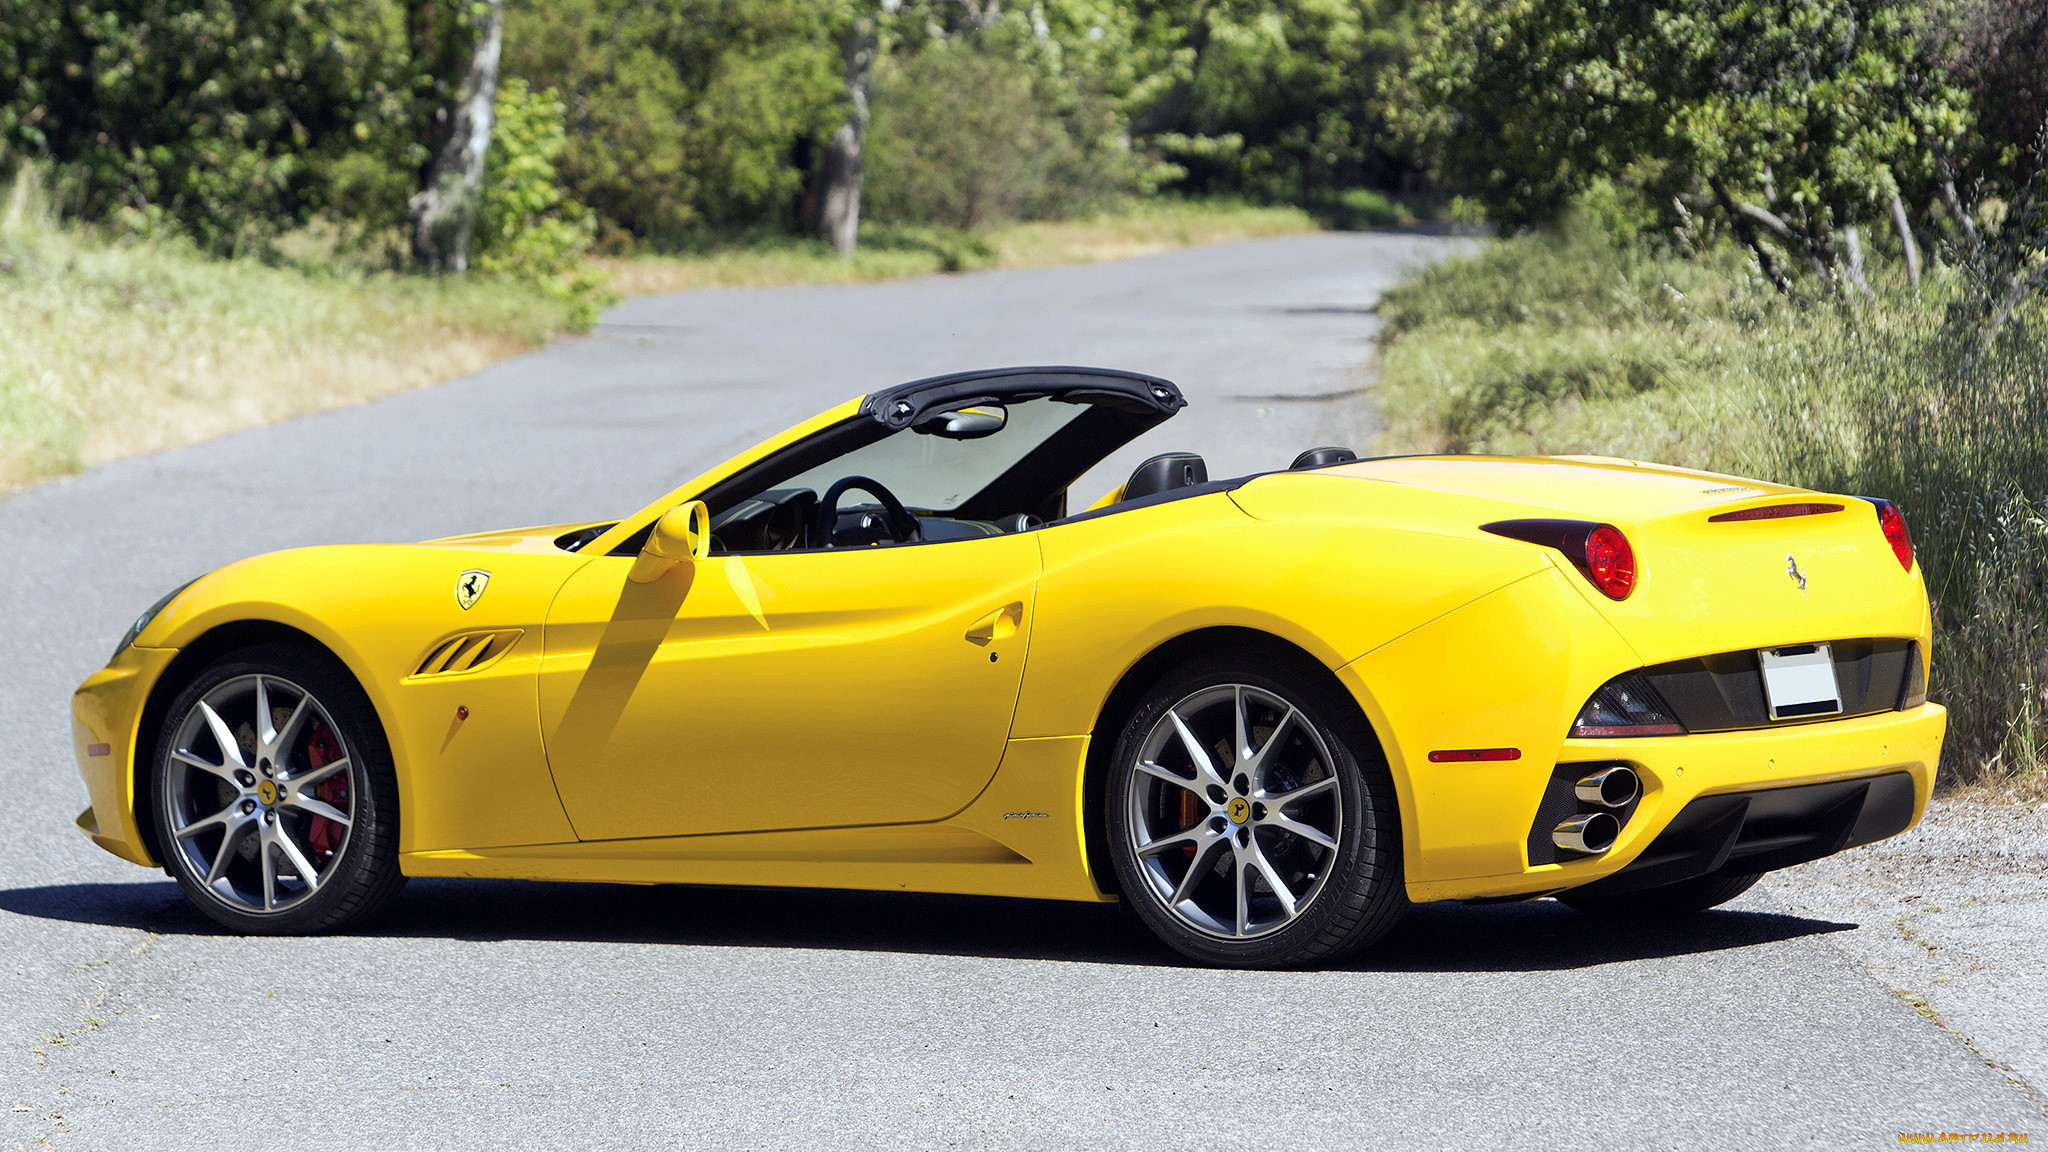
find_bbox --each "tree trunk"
[1934,144,1980,251]
[1888,191,1921,290]
[1982,260,2048,353]
[1710,177,1791,294]
[813,16,876,258]
[408,0,504,273]
[1841,227,1875,300]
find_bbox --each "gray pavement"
[1764,795,2048,1109]
[2,233,2040,1148]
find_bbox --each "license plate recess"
[1758,643,1842,720]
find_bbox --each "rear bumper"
[1407,702,1944,902]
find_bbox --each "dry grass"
[599,200,1318,296]
[1,176,1317,493]
[987,201,1320,267]
[0,171,579,489]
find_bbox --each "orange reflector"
[1427,747,1522,763]
[86,743,111,757]
[1707,502,1844,522]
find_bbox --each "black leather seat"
[1122,452,1208,501]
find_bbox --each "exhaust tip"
[1574,765,1640,809]
[1553,812,1621,855]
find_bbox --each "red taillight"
[1875,500,1914,571]
[1481,519,1640,600]
[1584,524,1636,599]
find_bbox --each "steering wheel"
[814,475,920,545]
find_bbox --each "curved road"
[1,233,2037,1148]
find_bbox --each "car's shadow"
[0,877,1856,972]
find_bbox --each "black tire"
[1558,871,1763,919]
[150,643,404,934]
[1105,649,1406,968]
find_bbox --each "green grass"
[1371,218,2048,793]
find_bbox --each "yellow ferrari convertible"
[72,366,1943,967]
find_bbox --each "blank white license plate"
[1759,643,1842,720]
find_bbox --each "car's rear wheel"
[150,644,404,934]
[1558,871,1762,918]
[1105,650,1405,968]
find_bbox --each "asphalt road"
[2,233,2039,1149]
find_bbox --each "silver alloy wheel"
[162,673,356,914]
[1124,683,1343,939]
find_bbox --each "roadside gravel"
[1760,793,2048,1110]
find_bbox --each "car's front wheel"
[150,644,404,934]
[1105,650,1406,968]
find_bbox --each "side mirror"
[629,500,710,583]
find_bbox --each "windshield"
[781,396,1086,513]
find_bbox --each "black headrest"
[1123,452,1208,501]
[1290,446,1358,470]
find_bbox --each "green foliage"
[502,0,838,244]
[0,0,417,253]
[474,77,606,326]
[0,0,1415,249]
[1944,0,2048,185]
[1133,0,1413,202]
[1374,213,2048,786]
[865,47,1132,229]
[1391,0,1970,246]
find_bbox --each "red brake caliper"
[304,721,349,861]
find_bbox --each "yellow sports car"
[71,366,1943,967]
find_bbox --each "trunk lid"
[1291,456,1929,664]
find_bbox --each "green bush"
[474,78,607,328]
[0,0,418,254]
[501,0,838,244]
[864,46,1138,230]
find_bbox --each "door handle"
[965,602,1023,646]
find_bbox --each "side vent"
[411,630,524,678]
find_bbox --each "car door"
[537,532,1040,841]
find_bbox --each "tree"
[409,0,505,271]
[1127,0,1414,203]
[1945,0,2048,186]
[0,0,416,253]
[1391,0,1971,289]
[812,8,876,255]
[501,0,837,245]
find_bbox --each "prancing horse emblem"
[455,570,490,610]
[1785,554,1807,594]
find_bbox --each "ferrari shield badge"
[455,570,491,610]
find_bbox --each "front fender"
[108,544,587,856]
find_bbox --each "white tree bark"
[408,0,505,273]
[1842,226,1875,300]
[814,16,876,258]
[1888,191,1921,290]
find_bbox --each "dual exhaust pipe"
[1552,766,1640,855]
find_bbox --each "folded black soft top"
[860,366,1186,429]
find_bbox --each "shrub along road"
[0,233,2038,1148]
